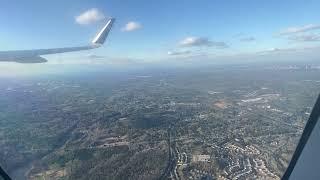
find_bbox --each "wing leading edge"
[0,18,115,63]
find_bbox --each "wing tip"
[91,18,115,45]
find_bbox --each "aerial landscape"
[0,61,319,180]
[1,0,320,179]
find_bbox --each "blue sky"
[0,0,320,74]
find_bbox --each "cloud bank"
[278,24,320,42]
[279,24,320,35]
[288,33,320,42]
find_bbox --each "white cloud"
[179,37,210,46]
[75,8,105,25]
[86,54,105,59]
[167,50,191,56]
[257,47,298,54]
[179,36,228,48]
[279,24,320,35]
[233,33,244,38]
[122,21,142,32]
[240,37,256,42]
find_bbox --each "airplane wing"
[0,18,115,63]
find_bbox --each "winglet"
[92,18,115,45]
